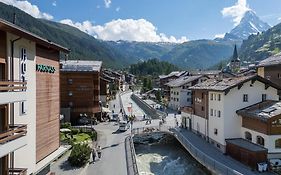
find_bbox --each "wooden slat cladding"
[193,90,209,119]
[60,71,100,123]
[242,117,268,134]
[36,45,60,163]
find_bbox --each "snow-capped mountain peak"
[223,11,271,41]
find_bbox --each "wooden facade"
[259,65,281,88]
[192,89,209,119]
[60,71,100,124]
[226,140,267,169]
[242,115,281,135]
[36,45,60,163]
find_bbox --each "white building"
[167,75,207,110]
[0,18,69,175]
[188,75,280,154]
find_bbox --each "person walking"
[92,148,96,163]
[97,145,102,159]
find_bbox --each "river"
[134,133,210,175]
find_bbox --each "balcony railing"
[0,125,27,144]
[0,81,27,92]
[9,168,27,175]
[0,81,27,105]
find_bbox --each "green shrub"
[61,122,72,129]
[86,131,97,141]
[68,144,91,167]
[71,128,79,135]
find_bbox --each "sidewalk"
[173,128,273,175]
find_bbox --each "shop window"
[275,139,281,148]
[256,136,264,146]
[245,131,252,141]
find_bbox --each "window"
[187,92,191,96]
[210,109,213,116]
[243,94,248,102]
[68,78,73,85]
[217,110,221,117]
[177,92,179,95]
[275,139,281,148]
[201,106,204,111]
[187,98,190,102]
[214,110,216,116]
[245,131,252,141]
[210,93,213,100]
[218,94,221,101]
[214,94,216,100]
[256,136,264,146]
[177,98,179,102]
[278,73,281,79]
[202,93,204,99]
[262,94,267,102]
[68,91,73,96]
[20,102,26,115]
[214,128,218,135]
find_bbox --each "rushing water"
[134,134,210,175]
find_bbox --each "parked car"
[119,121,130,131]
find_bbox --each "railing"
[172,128,243,175]
[125,136,139,175]
[0,125,27,144]
[9,168,27,175]
[132,125,174,135]
[0,81,27,92]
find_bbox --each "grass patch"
[60,132,92,144]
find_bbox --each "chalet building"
[60,60,102,124]
[237,101,281,159]
[182,75,280,165]
[258,54,281,90]
[103,69,124,91]
[159,71,188,101]
[166,75,208,110]
[0,18,69,175]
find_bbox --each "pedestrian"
[113,104,115,108]
[97,145,102,159]
[143,114,146,121]
[92,148,96,162]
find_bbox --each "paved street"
[121,91,146,120]
[85,122,130,175]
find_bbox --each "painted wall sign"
[36,64,56,74]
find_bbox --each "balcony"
[0,125,27,158]
[9,168,27,175]
[0,81,27,105]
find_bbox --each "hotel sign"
[36,64,56,74]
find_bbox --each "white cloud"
[60,18,188,43]
[221,0,251,26]
[116,7,120,12]
[104,0,111,8]
[214,33,225,39]
[0,0,53,20]
[52,1,57,7]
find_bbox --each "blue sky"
[2,0,281,42]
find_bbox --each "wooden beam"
[225,89,230,95]
[251,79,256,84]
[265,84,270,90]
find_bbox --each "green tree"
[156,90,161,102]
[68,144,91,167]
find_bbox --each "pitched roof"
[258,54,281,67]
[60,60,102,72]
[166,75,204,87]
[0,18,69,53]
[189,75,281,92]
[159,71,188,79]
[225,138,267,152]
[237,100,281,122]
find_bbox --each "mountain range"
[0,2,279,70]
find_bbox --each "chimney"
[13,13,16,24]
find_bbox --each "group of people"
[92,145,102,163]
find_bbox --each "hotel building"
[0,18,69,175]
